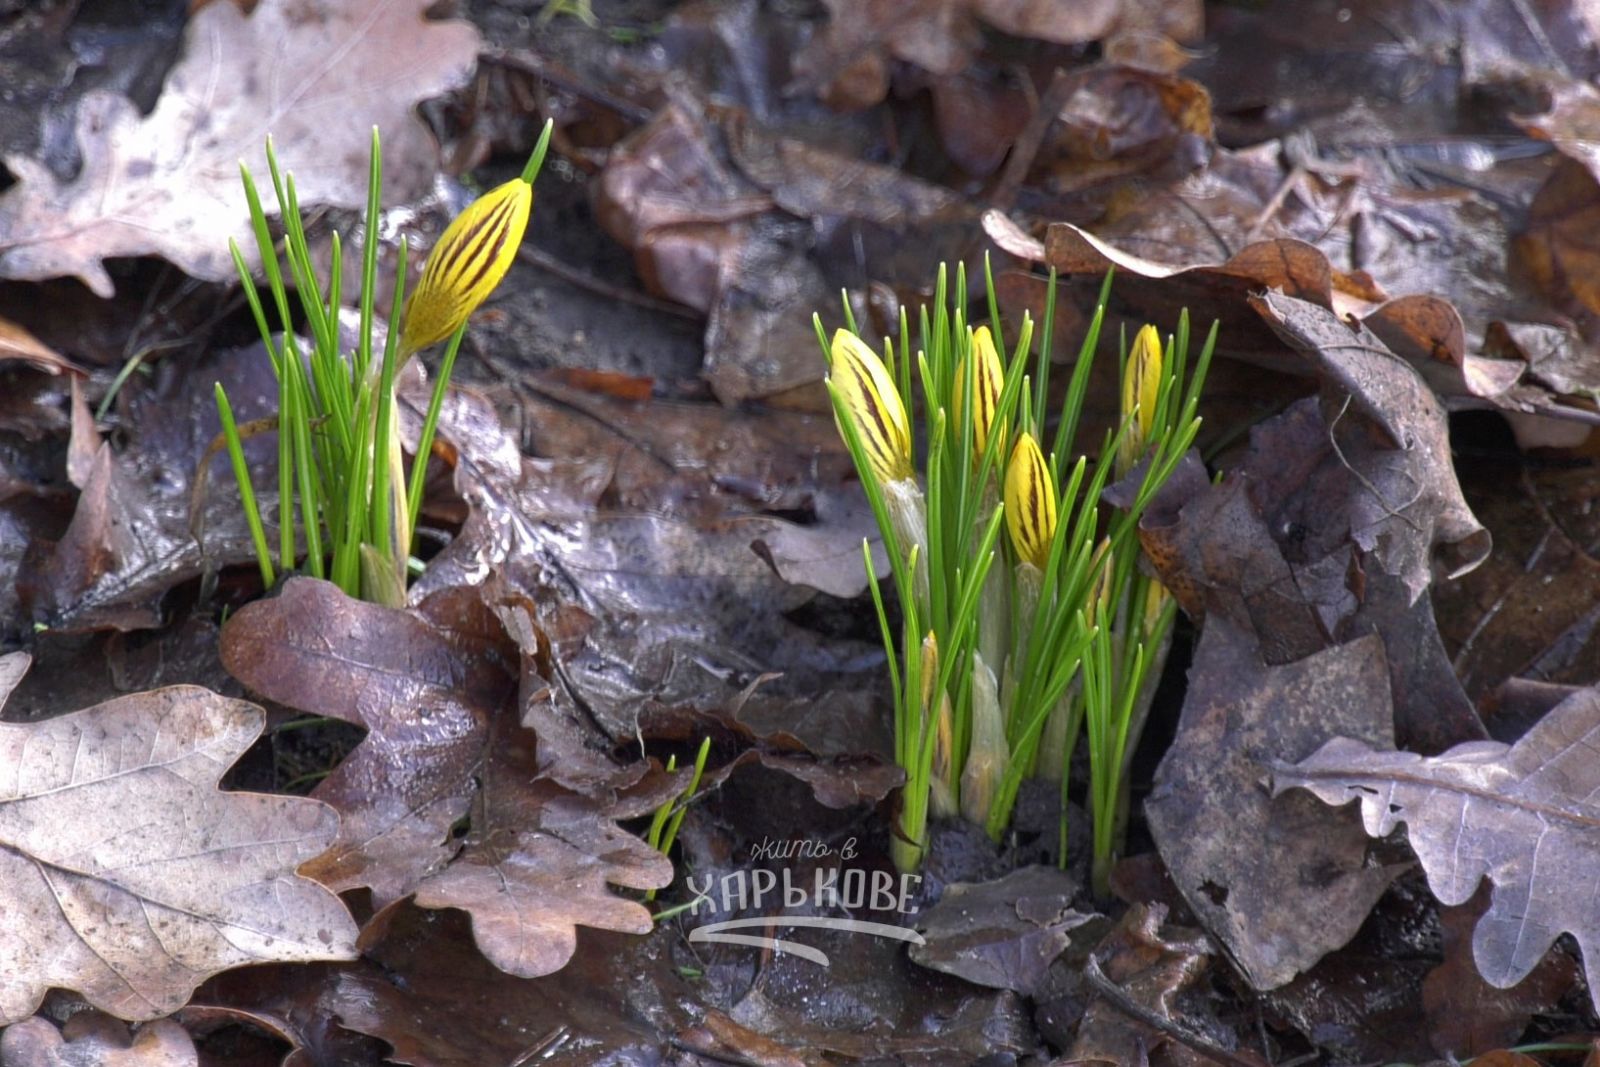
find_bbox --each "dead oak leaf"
[1273,684,1600,1015]
[0,652,357,1025]
[0,0,476,296]
[0,315,80,377]
[1,1014,197,1067]
[219,577,515,909]
[1145,618,1403,991]
[410,722,674,979]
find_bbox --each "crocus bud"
[828,329,914,485]
[1141,575,1171,638]
[960,652,1008,828]
[923,632,959,819]
[1004,432,1057,569]
[1118,324,1163,475]
[955,325,1005,459]
[400,177,533,355]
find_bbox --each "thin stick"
[991,69,1077,212]
[516,245,700,320]
[1083,953,1267,1067]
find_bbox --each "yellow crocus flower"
[1118,324,1164,475]
[1004,432,1057,569]
[400,177,533,356]
[955,325,1005,458]
[828,329,914,484]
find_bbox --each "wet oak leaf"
[404,378,900,807]
[1069,903,1255,1067]
[1145,619,1403,991]
[410,721,673,979]
[0,0,476,296]
[793,0,1121,107]
[31,339,284,633]
[0,652,358,1025]
[220,577,515,908]
[1131,394,1485,754]
[1273,684,1600,1014]
[1423,886,1578,1058]
[326,906,695,1067]
[909,866,1095,997]
[1251,290,1491,601]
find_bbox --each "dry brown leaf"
[0,0,476,296]
[0,652,357,1025]
[1146,619,1402,991]
[1423,887,1578,1058]
[1,1015,197,1067]
[909,866,1094,997]
[219,578,515,909]
[793,0,1124,108]
[0,316,79,376]
[409,718,674,979]
[1274,684,1600,1014]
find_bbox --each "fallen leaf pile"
[6,0,1600,1061]
[0,652,357,1025]
[0,0,476,297]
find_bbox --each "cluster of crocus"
[821,265,1212,879]
[213,122,551,605]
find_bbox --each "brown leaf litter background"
[4,0,1600,1063]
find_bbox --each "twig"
[517,245,702,320]
[1326,392,1425,535]
[990,68,1077,212]
[506,1025,569,1066]
[480,45,654,123]
[1082,952,1266,1067]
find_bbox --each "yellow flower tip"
[1142,578,1171,636]
[956,325,1005,457]
[1119,324,1164,473]
[399,177,534,356]
[828,328,913,484]
[1004,432,1057,569]
[919,630,939,713]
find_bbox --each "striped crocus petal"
[1004,432,1057,569]
[400,177,533,355]
[956,325,1005,457]
[829,329,913,484]
[1118,324,1164,474]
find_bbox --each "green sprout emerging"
[215,122,552,604]
[645,737,712,901]
[820,263,1214,879]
